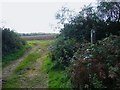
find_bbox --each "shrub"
[50,35,79,69]
[71,35,120,88]
[2,28,26,58]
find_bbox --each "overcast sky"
[1,0,96,33]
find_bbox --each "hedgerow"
[71,35,120,88]
[2,28,26,59]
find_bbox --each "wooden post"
[91,29,93,44]
[91,29,95,44]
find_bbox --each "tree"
[57,2,120,42]
[97,2,120,36]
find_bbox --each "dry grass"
[21,34,57,40]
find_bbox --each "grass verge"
[2,44,32,68]
[2,40,44,67]
[15,51,41,74]
[42,55,71,88]
[3,52,41,88]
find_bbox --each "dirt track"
[2,43,49,88]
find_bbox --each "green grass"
[15,52,40,74]
[2,40,48,67]
[3,52,41,88]
[27,40,54,47]
[42,55,71,88]
[3,40,53,88]
[2,44,32,67]
[3,74,22,88]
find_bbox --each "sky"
[1,0,96,33]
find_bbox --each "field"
[21,34,57,40]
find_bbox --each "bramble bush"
[71,35,120,88]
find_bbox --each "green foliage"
[2,44,31,67]
[92,74,103,88]
[92,35,120,66]
[51,2,120,71]
[56,2,120,43]
[50,36,78,68]
[71,35,120,88]
[2,27,28,67]
[2,28,26,58]
[45,2,120,89]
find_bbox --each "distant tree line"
[19,32,57,36]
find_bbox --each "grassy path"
[2,40,52,88]
[2,45,39,81]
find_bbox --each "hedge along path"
[2,41,51,88]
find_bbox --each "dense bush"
[2,28,26,58]
[71,35,120,88]
[50,35,79,68]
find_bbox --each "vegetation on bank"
[2,44,31,67]
[2,28,27,67]
[2,28,26,57]
[48,1,120,89]
[42,55,71,88]
[70,35,120,88]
